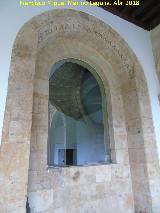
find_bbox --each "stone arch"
[1,9,160,213]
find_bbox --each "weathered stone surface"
[1,9,160,213]
[0,142,30,212]
[28,189,53,212]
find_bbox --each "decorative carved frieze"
[36,17,133,75]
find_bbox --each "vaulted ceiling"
[49,62,103,125]
[87,0,160,30]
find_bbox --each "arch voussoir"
[1,9,160,213]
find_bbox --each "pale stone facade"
[0,10,160,213]
[151,24,160,83]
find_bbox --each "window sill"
[47,161,113,170]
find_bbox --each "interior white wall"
[76,120,105,165]
[49,113,105,165]
[1,0,160,158]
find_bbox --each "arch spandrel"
[1,9,160,213]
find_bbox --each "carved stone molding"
[48,102,56,127]
[30,11,134,75]
[1,9,160,213]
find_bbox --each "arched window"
[48,60,111,166]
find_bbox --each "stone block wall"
[28,165,134,213]
[1,10,160,213]
[27,51,134,212]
